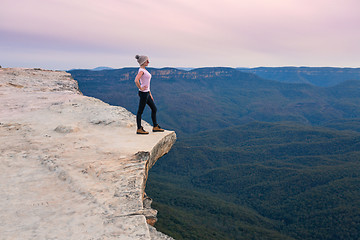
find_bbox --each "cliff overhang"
[0,68,176,239]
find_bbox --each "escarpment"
[0,68,176,239]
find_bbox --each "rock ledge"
[0,68,176,239]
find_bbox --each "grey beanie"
[135,55,149,66]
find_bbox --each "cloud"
[1,0,359,68]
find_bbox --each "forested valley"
[69,67,360,239]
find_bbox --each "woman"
[134,55,164,134]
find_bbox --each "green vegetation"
[148,122,360,239]
[69,67,360,239]
[148,175,294,240]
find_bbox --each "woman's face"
[141,59,149,67]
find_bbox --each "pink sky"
[1,0,359,69]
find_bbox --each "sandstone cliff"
[0,68,176,239]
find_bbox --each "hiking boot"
[153,124,165,132]
[137,127,149,134]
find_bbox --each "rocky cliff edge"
[0,68,176,239]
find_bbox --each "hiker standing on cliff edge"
[134,55,164,134]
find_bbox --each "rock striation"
[0,68,176,239]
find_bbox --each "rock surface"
[0,68,176,239]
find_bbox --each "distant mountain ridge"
[71,66,360,86]
[69,67,360,134]
[91,66,114,71]
[238,67,360,87]
[68,66,114,71]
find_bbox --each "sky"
[1,0,360,70]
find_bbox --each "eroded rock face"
[0,68,176,239]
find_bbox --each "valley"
[69,67,360,240]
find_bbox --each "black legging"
[136,91,157,129]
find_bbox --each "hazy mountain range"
[238,67,360,87]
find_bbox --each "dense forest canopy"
[69,67,360,240]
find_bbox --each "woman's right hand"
[140,85,148,91]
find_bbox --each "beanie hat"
[135,55,149,66]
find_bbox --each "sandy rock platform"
[0,68,176,240]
